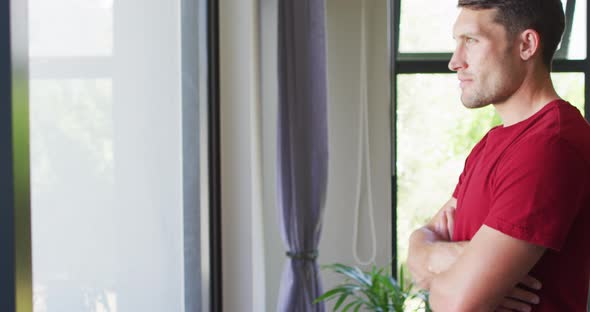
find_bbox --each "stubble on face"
[461,76,509,109]
[460,87,495,109]
[460,45,518,109]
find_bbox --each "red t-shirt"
[452,100,590,311]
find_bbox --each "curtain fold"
[276,0,329,311]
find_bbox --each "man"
[406,1,590,311]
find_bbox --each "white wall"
[222,0,391,310]
[322,0,391,274]
[259,1,282,310]
[219,0,267,311]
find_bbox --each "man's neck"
[493,71,560,127]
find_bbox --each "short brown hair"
[458,0,565,70]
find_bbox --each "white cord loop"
[352,0,378,266]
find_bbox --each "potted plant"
[315,263,431,312]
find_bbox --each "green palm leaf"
[316,262,431,312]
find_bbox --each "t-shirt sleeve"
[484,136,588,251]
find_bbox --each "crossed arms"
[407,198,546,312]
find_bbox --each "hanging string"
[352,0,378,266]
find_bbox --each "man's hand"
[434,205,455,241]
[496,275,542,312]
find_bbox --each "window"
[391,0,589,274]
[1,0,221,310]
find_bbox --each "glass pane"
[552,72,585,114]
[29,0,190,311]
[30,79,119,311]
[396,73,585,269]
[396,74,500,268]
[399,1,456,53]
[28,0,113,57]
[556,0,587,60]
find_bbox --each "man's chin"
[460,96,490,109]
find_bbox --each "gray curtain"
[276,0,329,311]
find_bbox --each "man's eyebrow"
[453,32,482,40]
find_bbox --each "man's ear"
[519,29,541,61]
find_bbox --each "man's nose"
[448,50,465,72]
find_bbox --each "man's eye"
[465,37,476,44]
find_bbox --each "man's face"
[449,8,523,108]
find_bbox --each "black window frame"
[0,0,32,309]
[390,0,590,277]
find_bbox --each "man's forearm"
[407,227,467,290]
